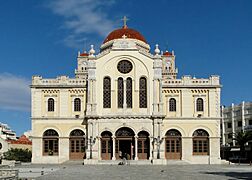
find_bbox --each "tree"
[3,148,32,162]
[233,131,252,157]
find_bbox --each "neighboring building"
[0,123,17,141]
[8,135,32,151]
[31,19,221,164]
[221,102,252,146]
[0,123,17,155]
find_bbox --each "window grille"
[169,98,176,111]
[196,98,204,111]
[74,98,81,111]
[126,77,132,108]
[192,129,209,155]
[48,98,54,112]
[118,78,124,108]
[139,77,147,108]
[103,77,111,108]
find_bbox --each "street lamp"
[154,135,164,159]
[89,136,96,159]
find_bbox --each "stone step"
[98,160,152,165]
[63,160,84,165]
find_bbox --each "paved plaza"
[14,163,252,180]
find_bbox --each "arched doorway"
[137,131,150,159]
[115,127,135,160]
[43,129,59,156]
[69,129,85,160]
[165,129,182,160]
[192,129,209,155]
[101,131,113,160]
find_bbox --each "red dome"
[80,52,88,57]
[103,26,147,44]
[163,51,172,56]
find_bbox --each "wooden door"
[69,138,85,159]
[101,138,112,160]
[165,137,181,159]
[138,138,149,159]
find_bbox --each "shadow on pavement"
[201,171,252,180]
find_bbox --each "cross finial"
[121,16,129,28]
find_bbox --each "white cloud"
[0,73,30,112]
[47,0,117,48]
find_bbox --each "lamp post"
[154,122,163,159]
[89,136,96,159]
[154,136,163,159]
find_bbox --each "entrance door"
[69,129,85,160]
[70,138,85,159]
[165,129,182,160]
[101,131,113,160]
[119,140,132,159]
[137,131,150,160]
[138,138,149,159]
[115,127,135,160]
[165,137,181,159]
[101,138,112,160]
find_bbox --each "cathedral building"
[31,20,221,164]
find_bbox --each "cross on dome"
[122,34,127,39]
[121,16,129,28]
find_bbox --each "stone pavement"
[15,164,252,180]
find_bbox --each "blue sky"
[0,0,251,135]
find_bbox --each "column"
[158,80,163,114]
[92,80,97,113]
[231,103,235,146]
[221,106,226,146]
[123,79,127,109]
[242,101,245,132]
[149,136,153,160]
[153,80,158,113]
[134,136,138,160]
[87,79,92,112]
[112,136,116,160]
[97,136,101,160]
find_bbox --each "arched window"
[139,77,147,108]
[126,77,132,108]
[43,129,59,156]
[196,98,204,111]
[192,129,209,155]
[74,98,81,111]
[118,77,124,108]
[48,98,54,112]
[169,98,176,112]
[103,77,111,108]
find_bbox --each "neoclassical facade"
[31,22,221,164]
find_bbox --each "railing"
[32,76,86,86]
[0,169,18,180]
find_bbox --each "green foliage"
[233,131,252,151]
[3,148,32,162]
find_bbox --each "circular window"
[0,143,2,150]
[117,60,133,74]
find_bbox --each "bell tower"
[161,50,178,79]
